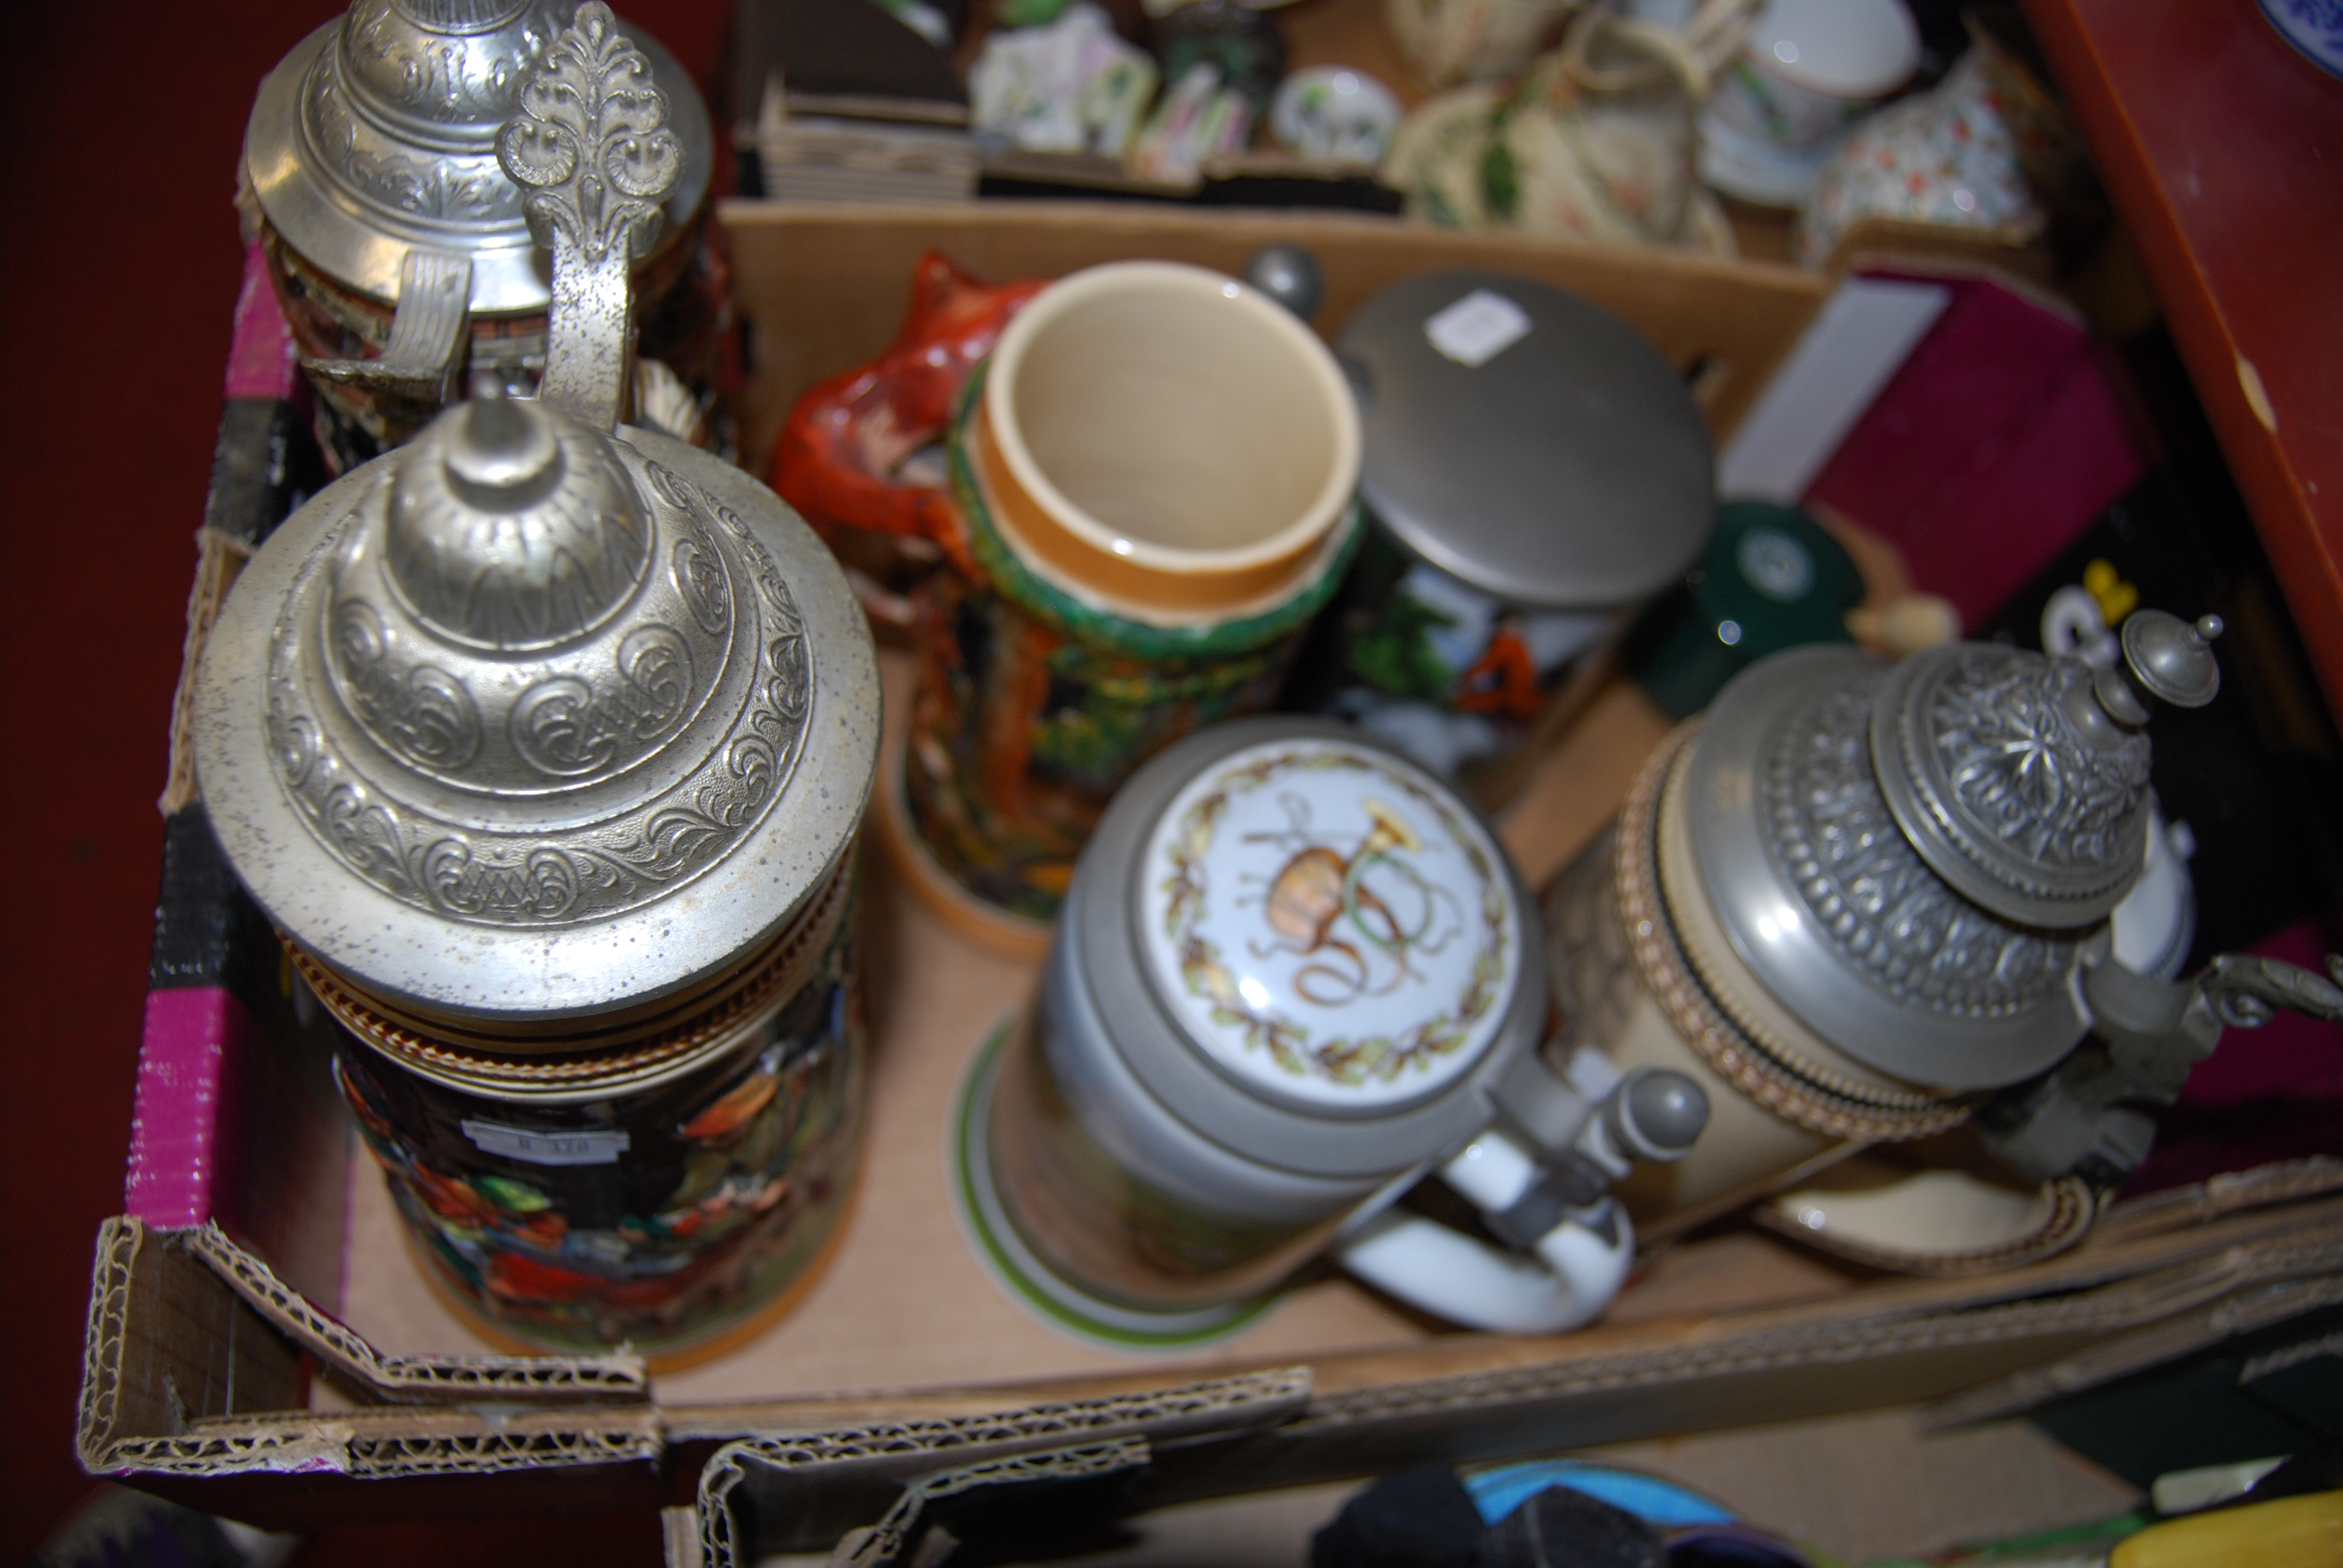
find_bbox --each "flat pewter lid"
[245,0,713,316]
[1066,719,1546,1180]
[1683,648,2090,1090]
[192,399,878,1024]
[1337,270,1714,610]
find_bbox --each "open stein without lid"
[1545,610,2343,1272]
[195,8,879,1356]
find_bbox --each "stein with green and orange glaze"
[890,261,1365,946]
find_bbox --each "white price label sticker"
[1424,289,1532,367]
[461,1119,632,1166]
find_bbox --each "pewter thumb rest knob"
[496,1,683,433]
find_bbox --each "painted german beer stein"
[954,718,1711,1347]
[243,0,719,465]
[895,261,1366,944]
[194,10,880,1357]
[1292,270,1714,803]
[1543,612,2343,1273]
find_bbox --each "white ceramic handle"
[1335,1129,1634,1334]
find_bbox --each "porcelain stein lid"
[244,0,713,316]
[1680,612,2221,1090]
[1060,719,1547,1180]
[1336,270,1715,610]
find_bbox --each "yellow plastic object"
[2111,1491,2343,1568]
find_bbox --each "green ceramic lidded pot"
[894,261,1364,945]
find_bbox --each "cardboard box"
[79,202,2343,1557]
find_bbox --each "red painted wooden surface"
[2024,0,2343,718]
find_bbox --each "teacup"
[897,261,1364,939]
[1696,0,1921,207]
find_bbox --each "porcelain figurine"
[193,8,880,1357]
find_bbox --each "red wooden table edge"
[2022,0,2343,722]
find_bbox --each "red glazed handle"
[772,251,1047,582]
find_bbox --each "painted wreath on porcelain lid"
[1140,738,1519,1108]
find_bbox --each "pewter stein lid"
[1680,613,2221,1090]
[244,0,713,317]
[197,8,874,1027]
[1336,270,1714,610]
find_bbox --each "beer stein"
[194,8,879,1357]
[895,261,1366,944]
[243,0,718,463]
[1291,270,1715,803]
[954,718,1711,1345]
[1542,613,2343,1270]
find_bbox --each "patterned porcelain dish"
[1542,612,2343,1268]
[1293,270,1714,800]
[2259,0,2343,80]
[194,12,880,1357]
[895,261,1365,942]
[1796,43,2040,269]
[244,0,718,460]
[955,719,1711,1347]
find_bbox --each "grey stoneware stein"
[954,717,1712,1348]
[1543,609,2343,1273]
[194,7,879,1359]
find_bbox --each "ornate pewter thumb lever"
[496,2,683,432]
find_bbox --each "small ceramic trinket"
[1270,67,1402,166]
[954,718,1710,1345]
[1542,610,2343,1269]
[244,0,718,463]
[1293,269,1714,800]
[886,260,1366,943]
[194,8,880,1357]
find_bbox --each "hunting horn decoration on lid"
[244,0,714,452]
[1542,606,2343,1276]
[195,5,879,1357]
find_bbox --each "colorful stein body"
[194,19,882,1356]
[958,719,1709,1345]
[1296,270,1715,803]
[320,863,862,1351]
[242,0,719,464]
[895,261,1366,936]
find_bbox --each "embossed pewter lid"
[1135,733,1525,1114]
[245,0,713,318]
[1680,615,2222,1091]
[191,397,877,1024]
[1336,270,1714,610]
[197,12,874,1027]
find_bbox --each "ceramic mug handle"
[1337,1066,1708,1333]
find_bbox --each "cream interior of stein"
[992,265,1355,570]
